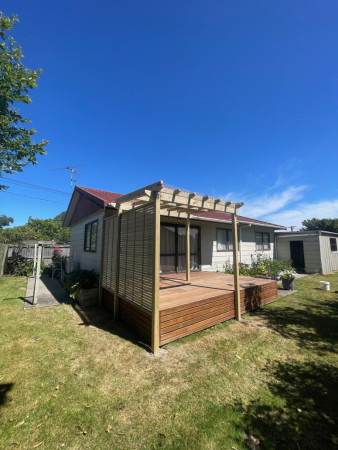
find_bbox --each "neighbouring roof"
[276,230,338,237]
[64,185,286,230]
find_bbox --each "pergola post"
[98,218,106,307]
[232,212,241,321]
[151,191,161,354]
[185,215,190,282]
[113,207,122,320]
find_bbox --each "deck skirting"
[160,281,277,345]
[102,273,278,347]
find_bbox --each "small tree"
[0,12,48,189]
[301,218,338,233]
[0,214,13,228]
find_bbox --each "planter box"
[76,287,99,307]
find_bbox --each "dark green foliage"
[6,249,45,276]
[301,218,338,233]
[0,214,13,228]
[0,211,70,244]
[0,12,48,189]
[64,269,98,298]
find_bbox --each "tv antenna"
[289,226,297,232]
[49,165,87,189]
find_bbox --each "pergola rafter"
[106,180,244,354]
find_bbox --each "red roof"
[193,211,285,229]
[73,186,286,229]
[76,186,123,207]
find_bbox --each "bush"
[223,261,256,277]
[223,256,293,278]
[253,255,293,277]
[63,269,99,298]
[6,250,45,276]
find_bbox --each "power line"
[0,176,72,195]
[1,190,67,204]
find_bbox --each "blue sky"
[1,0,338,228]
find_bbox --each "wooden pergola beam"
[116,181,163,205]
[160,190,241,213]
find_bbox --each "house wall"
[198,221,275,271]
[160,216,276,272]
[319,235,338,274]
[276,235,322,274]
[69,210,105,273]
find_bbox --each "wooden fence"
[0,243,9,277]
[7,245,70,266]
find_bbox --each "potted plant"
[64,269,99,307]
[280,269,296,290]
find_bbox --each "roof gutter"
[191,215,286,229]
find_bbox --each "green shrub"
[6,253,46,277]
[224,257,293,278]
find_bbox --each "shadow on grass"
[0,383,14,408]
[71,302,151,352]
[249,294,338,355]
[231,359,338,449]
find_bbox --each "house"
[63,185,286,274]
[64,181,285,353]
[276,230,338,274]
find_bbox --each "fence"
[0,243,9,277]
[7,245,70,266]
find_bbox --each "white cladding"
[276,234,322,274]
[69,210,104,273]
[197,221,274,271]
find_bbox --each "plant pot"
[76,287,99,307]
[282,278,295,290]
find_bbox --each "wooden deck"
[159,272,278,345]
[102,271,278,347]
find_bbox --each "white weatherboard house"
[63,185,286,275]
[276,231,338,274]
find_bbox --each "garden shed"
[276,230,338,274]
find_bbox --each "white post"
[33,244,43,305]
[33,243,38,276]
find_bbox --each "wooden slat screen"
[118,203,154,312]
[102,215,118,292]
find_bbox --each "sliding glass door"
[160,224,200,273]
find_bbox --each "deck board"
[159,272,278,345]
[160,272,272,310]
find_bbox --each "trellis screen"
[102,215,118,292]
[118,203,154,312]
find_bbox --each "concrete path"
[24,275,69,310]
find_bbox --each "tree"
[0,211,70,244]
[0,12,48,189]
[0,214,13,228]
[301,218,338,233]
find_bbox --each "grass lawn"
[0,273,337,449]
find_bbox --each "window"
[217,229,233,251]
[84,220,98,252]
[330,237,337,252]
[255,232,270,250]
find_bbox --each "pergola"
[102,181,244,353]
